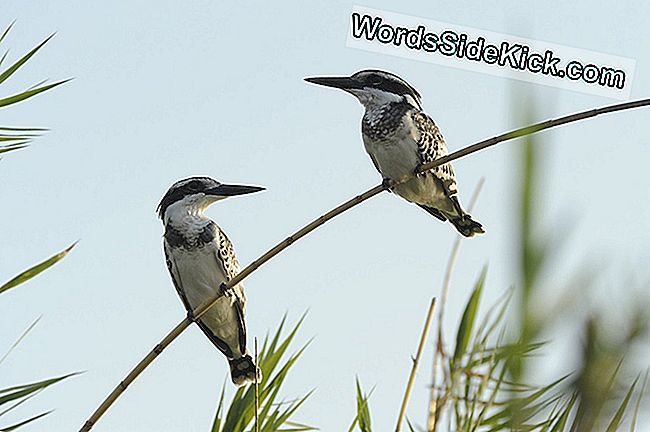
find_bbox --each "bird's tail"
[449,214,485,238]
[229,354,262,387]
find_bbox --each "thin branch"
[396,297,437,432]
[0,315,42,365]
[427,179,485,431]
[79,97,650,431]
[255,337,259,432]
[416,98,650,178]
[78,184,383,432]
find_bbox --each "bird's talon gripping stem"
[413,163,423,175]
[219,282,231,297]
[186,310,196,323]
[381,177,393,190]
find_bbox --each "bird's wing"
[411,111,459,197]
[163,243,193,313]
[163,225,248,358]
[213,225,248,354]
[212,225,242,281]
[367,151,382,174]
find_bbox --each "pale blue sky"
[1,1,649,431]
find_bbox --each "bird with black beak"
[305,69,484,237]
[158,176,265,386]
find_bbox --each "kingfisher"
[158,176,264,386]
[305,69,484,237]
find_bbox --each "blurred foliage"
[425,272,648,431]
[425,103,648,431]
[211,118,649,431]
[1,21,75,431]
[345,101,648,431]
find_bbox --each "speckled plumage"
[347,70,484,237]
[159,176,262,386]
[361,100,483,237]
[215,228,241,281]
[163,217,247,362]
[410,110,458,196]
[164,220,219,249]
[362,101,411,141]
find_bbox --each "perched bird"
[158,176,264,386]
[305,69,484,237]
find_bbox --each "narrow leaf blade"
[454,268,487,361]
[0,242,77,295]
[0,34,54,86]
[0,410,51,431]
[0,79,70,109]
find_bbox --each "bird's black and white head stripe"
[351,69,421,103]
[157,176,264,218]
[305,69,485,237]
[158,177,217,218]
[305,69,422,109]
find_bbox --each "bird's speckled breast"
[164,220,218,249]
[361,102,420,180]
[361,101,412,141]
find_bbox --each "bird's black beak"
[304,76,357,91]
[207,184,265,197]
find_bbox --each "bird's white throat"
[350,87,421,111]
[163,195,218,228]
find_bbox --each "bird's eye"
[189,181,201,190]
[369,76,382,86]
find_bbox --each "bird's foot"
[381,177,393,190]
[186,310,196,323]
[219,282,232,297]
[413,163,424,175]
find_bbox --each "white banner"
[347,6,636,100]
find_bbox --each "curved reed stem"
[427,179,484,432]
[396,297,436,432]
[254,337,259,432]
[79,97,650,431]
